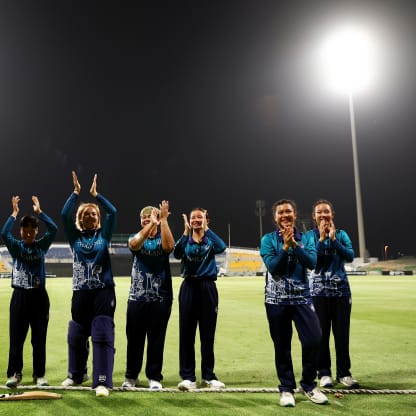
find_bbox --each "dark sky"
[1,0,415,258]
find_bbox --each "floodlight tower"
[348,91,366,261]
[320,26,376,261]
[255,200,266,243]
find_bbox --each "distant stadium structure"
[0,242,265,277]
[217,247,265,276]
[2,241,376,277]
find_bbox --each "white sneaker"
[280,391,295,407]
[6,374,22,388]
[319,376,334,388]
[177,379,197,391]
[35,377,49,386]
[61,373,89,386]
[201,379,225,389]
[338,376,359,388]
[149,379,163,390]
[122,378,137,388]
[303,387,328,404]
[95,385,110,397]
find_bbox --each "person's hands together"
[182,213,190,236]
[11,195,20,218]
[32,196,42,215]
[72,171,81,194]
[90,174,98,197]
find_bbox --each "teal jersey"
[128,232,173,303]
[306,228,354,297]
[173,229,226,280]
[260,228,316,305]
[1,212,57,289]
[61,192,117,290]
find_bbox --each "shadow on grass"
[352,368,416,390]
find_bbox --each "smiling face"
[189,209,206,231]
[140,213,152,227]
[81,207,99,230]
[140,206,160,228]
[76,203,101,231]
[313,203,334,227]
[274,203,296,231]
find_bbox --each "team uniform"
[125,231,173,384]
[1,212,57,383]
[260,228,321,394]
[61,192,117,389]
[307,228,355,381]
[173,229,226,383]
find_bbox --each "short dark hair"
[20,215,39,228]
[190,207,210,224]
[312,199,335,215]
[272,199,297,217]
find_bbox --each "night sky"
[1,0,415,259]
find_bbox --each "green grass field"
[0,275,415,415]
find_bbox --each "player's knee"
[67,320,88,346]
[91,315,114,344]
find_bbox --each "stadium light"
[319,25,377,261]
[320,26,377,95]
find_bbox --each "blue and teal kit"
[61,192,117,290]
[128,231,173,303]
[174,228,226,382]
[306,227,355,381]
[307,228,354,297]
[260,228,316,305]
[2,212,58,289]
[260,227,322,394]
[1,211,57,380]
[61,191,117,390]
[124,231,173,383]
[174,229,227,280]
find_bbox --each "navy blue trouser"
[312,296,352,379]
[125,301,172,382]
[266,303,322,393]
[178,278,219,382]
[8,287,50,378]
[68,287,116,387]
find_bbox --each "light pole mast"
[255,200,265,243]
[348,92,367,260]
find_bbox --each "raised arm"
[1,196,20,255]
[294,232,317,270]
[205,229,226,254]
[11,195,20,218]
[33,196,58,250]
[91,174,117,241]
[173,214,190,259]
[159,200,174,253]
[260,233,289,275]
[331,230,354,262]
[61,172,81,246]
[129,208,159,251]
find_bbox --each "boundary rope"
[2,385,415,394]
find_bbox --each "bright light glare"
[320,26,377,95]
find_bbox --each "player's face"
[141,214,152,227]
[81,207,99,230]
[20,226,38,245]
[313,203,333,227]
[140,214,152,227]
[275,203,296,230]
[190,210,205,230]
